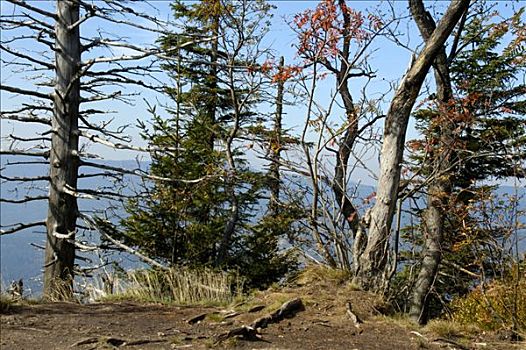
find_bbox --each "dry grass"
[45,277,78,302]
[424,319,479,339]
[0,293,41,313]
[450,273,526,333]
[0,294,15,313]
[372,313,416,329]
[90,267,243,306]
[290,264,355,287]
[373,314,481,339]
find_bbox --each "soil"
[1,272,524,350]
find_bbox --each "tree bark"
[269,56,285,215]
[408,0,456,324]
[354,0,469,291]
[326,0,362,270]
[332,0,360,235]
[206,6,220,152]
[43,0,81,299]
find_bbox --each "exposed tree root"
[215,297,305,343]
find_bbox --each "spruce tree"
[122,0,296,288]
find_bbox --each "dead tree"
[0,0,202,298]
[43,0,82,297]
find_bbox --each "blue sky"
[1,1,524,185]
[1,1,524,293]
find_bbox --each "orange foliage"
[292,0,370,61]
[272,65,302,83]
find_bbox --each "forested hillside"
[1,0,525,344]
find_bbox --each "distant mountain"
[0,156,147,295]
[1,155,524,296]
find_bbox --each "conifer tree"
[122,0,297,288]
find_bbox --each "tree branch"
[0,44,55,69]
[0,84,52,100]
[0,221,46,235]
[79,213,168,270]
[81,160,213,184]
[0,173,49,181]
[0,196,48,204]
[0,113,51,125]
[79,130,180,153]
[5,0,57,20]
[0,149,49,158]
[447,6,469,63]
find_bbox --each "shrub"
[450,265,525,333]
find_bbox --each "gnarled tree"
[290,0,469,291]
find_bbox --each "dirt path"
[1,301,434,350]
[1,273,523,350]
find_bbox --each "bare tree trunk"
[269,56,285,215]
[333,78,360,232]
[333,76,359,271]
[408,0,460,324]
[215,89,240,266]
[43,0,81,299]
[207,8,220,151]
[354,0,469,292]
[332,0,360,235]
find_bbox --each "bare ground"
[1,274,524,350]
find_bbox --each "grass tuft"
[372,313,416,329]
[290,264,355,288]
[90,267,243,306]
[424,319,479,339]
[0,294,14,313]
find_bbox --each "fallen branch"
[247,305,265,313]
[252,297,304,329]
[215,326,261,343]
[431,337,470,350]
[187,313,208,325]
[71,336,165,348]
[223,311,239,319]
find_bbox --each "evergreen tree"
[122,0,297,288]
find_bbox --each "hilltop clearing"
[1,267,524,349]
